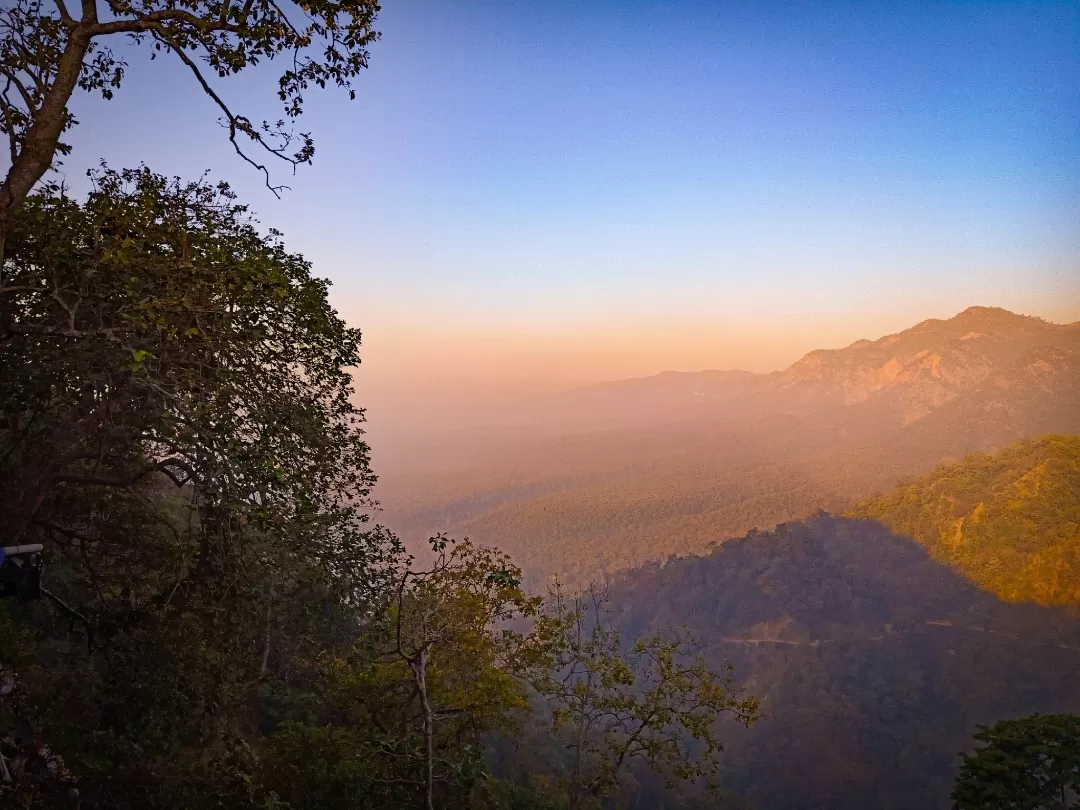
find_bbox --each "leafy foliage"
[1,165,384,582]
[953,714,1080,810]
[0,0,381,242]
[850,435,1080,605]
[531,584,758,809]
[0,172,758,810]
[263,536,553,810]
[0,169,403,808]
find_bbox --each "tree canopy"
[0,0,381,249]
[0,165,382,570]
[0,167,401,807]
[850,435,1080,606]
[953,714,1080,810]
[0,170,759,810]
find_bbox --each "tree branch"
[41,586,94,652]
[87,10,245,37]
[145,24,291,197]
[0,322,129,341]
[0,67,38,112]
[53,0,77,29]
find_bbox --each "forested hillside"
[602,515,1080,809]
[489,447,1080,808]
[379,308,1080,582]
[850,435,1080,605]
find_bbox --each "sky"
[53,0,1080,437]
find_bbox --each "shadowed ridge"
[612,514,1079,645]
[606,514,1080,810]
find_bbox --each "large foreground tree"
[0,168,760,808]
[0,167,402,807]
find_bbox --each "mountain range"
[376,307,1080,582]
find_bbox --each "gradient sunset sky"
[57,0,1080,433]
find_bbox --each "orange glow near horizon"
[350,298,1080,443]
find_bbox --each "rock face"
[763,307,1079,424]
[546,306,1080,429]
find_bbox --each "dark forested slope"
[608,515,1080,810]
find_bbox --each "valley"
[376,307,1080,582]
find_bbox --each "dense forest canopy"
[0,168,399,806]
[850,434,1080,606]
[602,514,1080,809]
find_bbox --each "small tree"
[0,0,382,256]
[263,536,557,810]
[534,583,758,810]
[953,714,1080,810]
[388,535,547,810]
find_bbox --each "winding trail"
[717,620,1080,652]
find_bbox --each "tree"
[0,0,381,257]
[387,536,548,810]
[260,536,558,810]
[0,165,383,558]
[953,714,1080,810]
[532,584,759,810]
[0,167,402,807]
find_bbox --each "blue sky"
[58,0,1080,418]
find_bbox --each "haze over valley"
[375,306,1080,581]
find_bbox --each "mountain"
[850,434,1080,605]
[606,514,1080,809]
[375,308,1080,582]
[762,306,1074,420]
[553,306,1079,428]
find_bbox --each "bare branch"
[145,24,291,197]
[1,66,39,111]
[42,586,94,651]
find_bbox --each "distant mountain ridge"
[377,307,1080,581]
[561,306,1079,427]
[765,306,1077,423]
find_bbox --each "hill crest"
[561,307,1078,426]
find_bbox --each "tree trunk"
[0,27,93,264]
[411,647,435,810]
